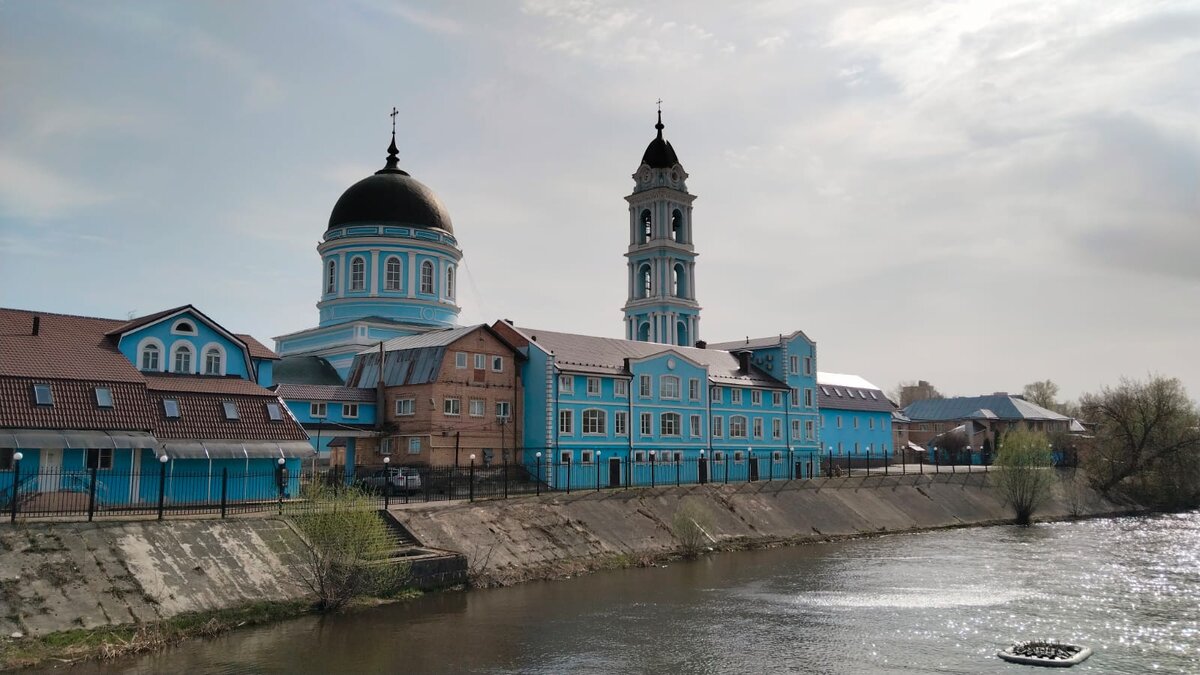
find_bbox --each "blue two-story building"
[815,372,897,468]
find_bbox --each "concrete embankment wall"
[0,517,466,638]
[394,472,1131,586]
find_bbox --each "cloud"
[355,0,465,35]
[0,154,113,219]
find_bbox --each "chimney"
[736,351,751,373]
[694,340,707,349]
[32,316,40,336]
[504,318,514,325]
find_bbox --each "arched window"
[640,209,652,243]
[676,321,689,347]
[171,320,196,334]
[446,266,455,300]
[419,261,434,294]
[140,344,160,371]
[672,209,685,243]
[325,260,336,294]
[637,322,650,341]
[639,264,652,298]
[730,415,748,438]
[204,348,222,375]
[582,409,606,435]
[172,344,193,374]
[349,256,365,291]
[660,412,681,436]
[673,263,686,298]
[384,257,402,291]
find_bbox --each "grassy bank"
[0,600,314,670]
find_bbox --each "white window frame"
[614,380,629,398]
[731,388,743,405]
[639,412,652,436]
[395,398,415,416]
[791,419,802,440]
[790,356,799,374]
[310,402,327,418]
[558,409,573,434]
[730,415,747,438]
[661,375,680,400]
[349,256,366,291]
[615,410,628,436]
[495,401,511,419]
[559,375,574,394]
[688,378,701,401]
[836,415,843,429]
[469,398,485,417]
[660,412,681,437]
[711,415,724,438]
[582,408,606,435]
[140,343,161,371]
[171,343,194,374]
[325,259,337,294]
[445,265,455,300]
[772,391,782,407]
[407,437,421,454]
[639,374,652,398]
[455,352,467,369]
[342,403,359,419]
[420,260,434,294]
[203,347,223,375]
[491,355,504,372]
[474,353,486,370]
[586,377,601,396]
[805,388,814,407]
[581,450,594,464]
[753,417,764,439]
[792,387,800,408]
[443,397,461,416]
[751,390,762,406]
[86,448,114,471]
[710,386,722,403]
[806,420,815,440]
[689,414,702,437]
[772,418,782,439]
[384,256,402,291]
[804,356,813,376]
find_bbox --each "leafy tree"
[290,485,409,612]
[1022,380,1060,410]
[671,499,713,557]
[1080,375,1200,509]
[994,428,1055,525]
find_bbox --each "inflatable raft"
[997,641,1092,667]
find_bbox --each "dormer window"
[172,320,197,335]
[222,401,239,420]
[266,402,283,421]
[163,399,180,418]
[33,383,53,406]
[95,387,113,408]
[141,344,160,371]
[204,347,223,375]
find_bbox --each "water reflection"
[73,512,1198,674]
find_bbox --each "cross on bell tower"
[621,107,701,346]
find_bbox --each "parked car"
[357,467,421,494]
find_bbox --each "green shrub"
[994,428,1055,525]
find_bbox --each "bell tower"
[622,109,700,346]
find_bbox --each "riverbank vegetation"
[671,499,714,557]
[290,485,410,612]
[0,599,312,670]
[994,429,1055,525]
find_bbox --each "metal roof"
[274,383,376,403]
[903,395,1071,422]
[359,325,483,354]
[513,326,787,388]
[815,371,896,413]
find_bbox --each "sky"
[1,0,1197,403]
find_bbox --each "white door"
[40,448,62,492]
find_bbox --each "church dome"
[327,137,453,233]
[641,111,680,169]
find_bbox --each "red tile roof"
[148,391,309,441]
[0,377,156,431]
[274,383,377,402]
[0,308,141,382]
[143,374,277,396]
[104,305,190,337]
[235,334,280,361]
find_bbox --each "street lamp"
[159,454,169,464]
[383,455,391,465]
[12,452,23,462]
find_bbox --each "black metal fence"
[0,449,993,523]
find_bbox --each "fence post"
[565,459,571,495]
[595,454,601,492]
[157,459,167,521]
[676,456,680,487]
[220,468,228,519]
[866,449,871,477]
[9,456,20,524]
[504,455,509,499]
[885,450,889,476]
[649,453,655,488]
[789,450,794,481]
[724,455,728,485]
[87,466,98,522]
[535,453,541,496]
[448,464,455,500]
[469,456,475,503]
[827,449,833,478]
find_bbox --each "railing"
[0,448,990,523]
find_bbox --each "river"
[81,512,1198,674]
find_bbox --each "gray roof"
[904,395,1070,422]
[707,329,814,351]
[514,327,787,388]
[274,383,376,403]
[816,373,896,413]
[358,325,482,354]
[347,325,521,388]
[273,355,344,386]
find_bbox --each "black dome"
[327,138,453,233]
[641,111,680,169]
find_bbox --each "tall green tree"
[1080,375,1200,509]
[994,428,1055,525]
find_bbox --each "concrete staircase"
[374,511,421,561]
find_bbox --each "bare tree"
[1022,380,1060,409]
[1080,375,1200,508]
[892,380,943,408]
